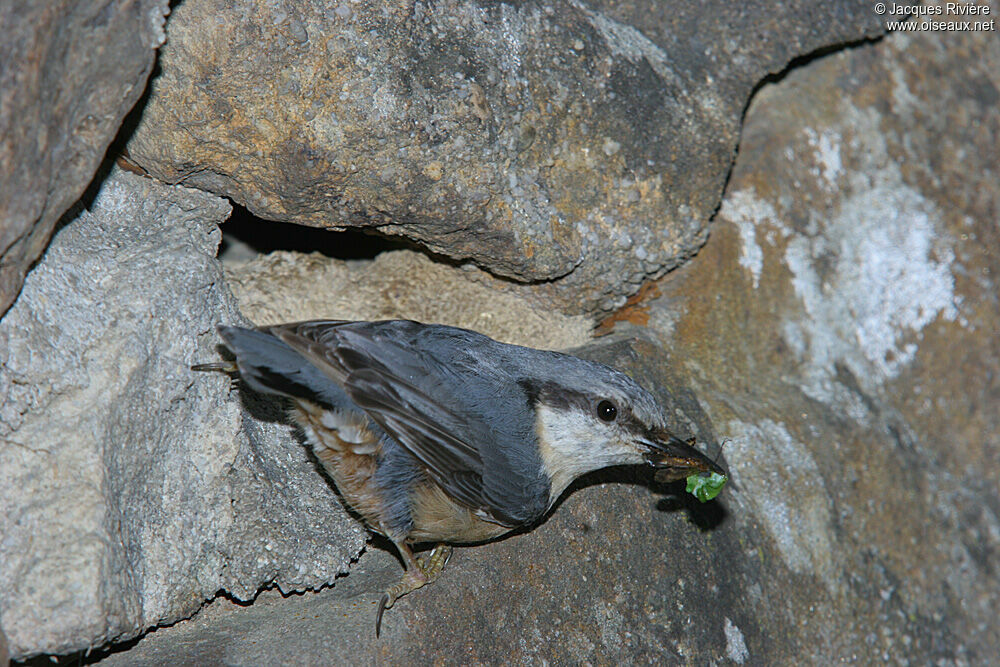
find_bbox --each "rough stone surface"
[126,0,886,316]
[224,248,592,349]
[0,170,365,661]
[0,0,170,316]
[97,545,405,666]
[648,6,999,660]
[94,7,998,664]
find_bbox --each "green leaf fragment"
[686,471,727,502]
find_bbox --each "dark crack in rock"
[0,0,170,315]
[126,0,886,316]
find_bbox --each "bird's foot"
[416,543,452,584]
[376,543,452,637]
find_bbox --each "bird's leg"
[376,542,453,637]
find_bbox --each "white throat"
[534,403,640,505]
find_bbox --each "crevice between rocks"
[11,543,372,667]
[717,33,891,223]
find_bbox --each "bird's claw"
[375,544,453,637]
[375,593,391,638]
[375,569,425,638]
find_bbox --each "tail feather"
[214,325,354,409]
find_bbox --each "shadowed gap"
[219,203,412,262]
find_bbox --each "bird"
[194,319,725,635]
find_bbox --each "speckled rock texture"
[0,167,596,662]
[94,6,998,663]
[0,170,366,661]
[223,249,591,349]
[0,0,169,316]
[125,0,887,316]
[664,5,998,659]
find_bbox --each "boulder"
[126,0,887,316]
[0,0,169,315]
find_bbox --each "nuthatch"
[195,319,724,635]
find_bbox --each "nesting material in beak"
[639,431,728,501]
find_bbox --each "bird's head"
[520,354,724,504]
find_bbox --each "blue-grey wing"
[264,320,549,526]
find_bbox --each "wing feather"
[264,320,525,526]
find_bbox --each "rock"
[224,248,591,350]
[646,4,1000,660]
[126,0,886,316]
[92,5,999,662]
[0,169,366,661]
[0,0,170,316]
[0,166,592,661]
[94,546,406,666]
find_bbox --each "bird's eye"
[596,400,618,422]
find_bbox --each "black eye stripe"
[520,379,646,430]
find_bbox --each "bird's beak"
[636,430,726,482]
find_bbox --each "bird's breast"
[408,481,513,544]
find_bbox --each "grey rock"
[97,547,404,666]
[222,248,592,350]
[126,0,886,316]
[0,170,365,661]
[647,6,1000,660]
[93,7,999,663]
[0,0,170,316]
